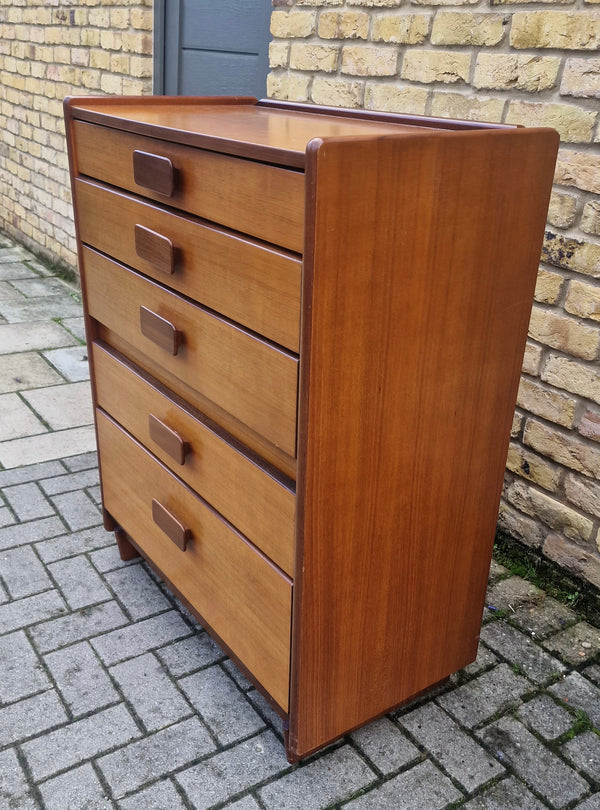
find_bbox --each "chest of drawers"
[65,96,557,761]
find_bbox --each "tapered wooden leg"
[114,528,140,561]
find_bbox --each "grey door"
[155,0,273,98]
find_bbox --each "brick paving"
[1,231,600,808]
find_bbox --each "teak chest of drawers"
[65,96,558,761]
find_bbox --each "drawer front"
[72,121,305,253]
[93,342,296,576]
[83,247,298,457]
[75,179,302,352]
[96,410,291,711]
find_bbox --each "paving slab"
[42,345,90,382]
[0,321,76,354]
[0,352,64,394]
[0,424,97,468]
[22,380,93,430]
[0,392,47,441]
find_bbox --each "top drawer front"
[72,121,305,253]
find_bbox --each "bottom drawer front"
[96,409,291,711]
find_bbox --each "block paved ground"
[1,232,600,809]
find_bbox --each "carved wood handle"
[149,414,190,465]
[140,306,182,356]
[133,150,175,197]
[152,499,191,551]
[135,224,175,275]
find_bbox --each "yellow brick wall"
[268,0,600,589]
[0,0,153,270]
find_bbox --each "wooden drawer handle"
[152,499,190,551]
[140,306,182,356]
[149,414,190,465]
[133,150,175,197]
[135,224,175,275]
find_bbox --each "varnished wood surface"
[92,342,296,575]
[72,120,305,252]
[97,409,292,711]
[74,178,301,351]
[289,127,559,758]
[82,247,299,457]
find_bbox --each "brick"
[0,748,37,810]
[289,42,339,71]
[480,622,565,684]
[511,11,600,50]
[437,664,530,728]
[270,9,317,37]
[582,201,600,236]
[477,717,588,806]
[319,10,370,39]
[517,377,576,429]
[561,57,600,98]
[0,630,49,703]
[565,279,600,322]
[517,694,574,740]
[29,600,127,654]
[372,13,431,44]
[39,763,111,810]
[119,780,188,810]
[0,690,67,747]
[91,611,192,665]
[36,526,113,563]
[479,52,561,92]
[269,41,290,68]
[402,49,471,83]
[511,410,524,437]
[400,702,504,791]
[342,760,461,809]
[105,564,171,620]
[99,718,215,799]
[566,472,600,518]
[506,100,597,143]
[365,83,429,115]
[542,354,600,403]
[22,704,140,781]
[555,150,600,194]
[543,532,600,588]
[431,92,505,122]
[44,641,118,716]
[48,555,111,609]
[506,442,562,490]
[0,544,52,597]
[341,44,398,76]
[461,776,546,810]
[431,12,506,45]
[111,653,193,732]
[522,341,542,375]
[347,0,403,5]
[524,418,600,479]
[311,76,364,107]
[534,267,566,303]
[579,407,600,442]
[506,477,594,542]
[544,620,600,665]
[266,72,311,102]
[510,595,578,638]
[0,589,66,634]
[528,305,599,359]
[350,717,419,774]
[498,499,547,548]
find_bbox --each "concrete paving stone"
[222,657,253,691]
[88,484,102,504]
[342,759,463,810]
[574,795,600,809]
[511,596,579,639]
[104,565,171,621]
[110,652,193,733]
[480,620,566,685]
[176,730,290,810]
[400,702,504,792]
[42,345,90,382]
[351,716,420,775]
[246,688,285,736]
[0,261,36,280]
[0,515,65,551]
[180,665,265,746]
[44,641,119,716]
[0,578,8,603]
[98,717,215,799]
[0,460,66,487]
[39,467,99,496]
[0,352,64,394]
[0,505,15,528]
[2,481,54,521]
[488,559,509,583]
[10,277,74,298]
[460,775,547,809]
[562,731,600,782]
[477,716,590,807]
[156,634,224,677]
[0,589,67,634]
[90,544,141,574]
[486,576,544,612]
[0,295,83,325]
[436,664,531,729]
[22,704,141,782]
[91,611,192,665]
[582,664,600,686]
[60,316,87,343]
[63,451,98,472]
[543,622,600,666]
[517,694,575,741]
[49,489,102,531]
[118,779,188,810]
[0,544,53,598]
[258,745,376,810]
[0,690,68,747]
[0,280,25,300]
[0,392,47,441]
[0,425,97,468]
[0,248,31,264]
[223,798,262,810]
[0,321,76,355]
[29,600,128,654]
[36,526,114,563]
[0,748,38,810]
[22,381,93,431]
[550,672,600,729]
[461,642,498,678]
[48,555,110,609]
[0,630,50,704]
[39,763,113,810]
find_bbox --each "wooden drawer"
[75,179,302,352]
[96,409,292,711]
[92,342,296,576]
[72,121,304,253]
[83,247,298,457]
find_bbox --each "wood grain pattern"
[140,306,182,355]
[133,150,175,196]
[72,120,305,252]
[83,247,299,457]
[134,224,174,276]
[75,178,301,351]
[152,498,191,551]
[148,413,189,465]
[97,409,292,711]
